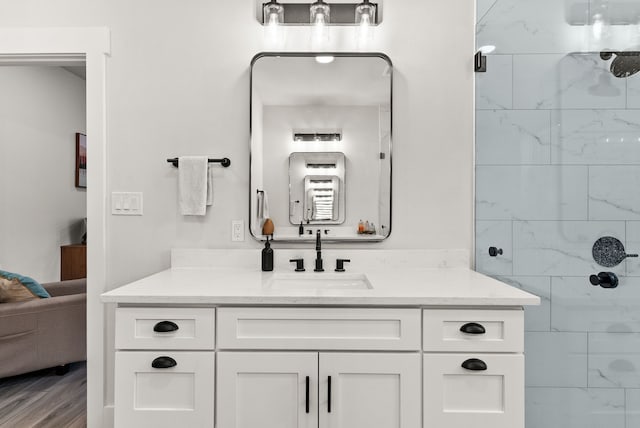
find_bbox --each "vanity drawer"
[423,353,524,428]
[115,307,215,350]
[423,309,523,353]
[217,307,421,350]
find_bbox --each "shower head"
[600,51,640,78]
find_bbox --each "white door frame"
[0,27,110,427]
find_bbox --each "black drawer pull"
[305,376,310,413]
[460,322,486,334]
[327,376,332,413]
[151,356,177,369]
[153,320,179,333]
[461,358,487,371]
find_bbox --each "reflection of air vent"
[294,133,342,142]
[306,163,337,169]
[310,179,333,184]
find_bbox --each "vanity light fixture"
[258,2,380,25]
[294,132,342,141]
[306,163,337,169]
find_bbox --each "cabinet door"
[423,354,524,428]
[318,352,421,428]
[114,351,214,428]
[217,352,318,428]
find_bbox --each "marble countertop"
[101,250,540,306]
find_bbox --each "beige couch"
[0,278,86,378]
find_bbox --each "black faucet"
[314,230,324,272]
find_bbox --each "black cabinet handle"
[305,376,310,413]
[153,320,179,333]
[460,322,486,334]
[327,376,332,413]
[151,356,177,369]
[461,358,487,371]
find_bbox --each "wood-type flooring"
[0,362,86,427]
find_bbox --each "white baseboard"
[103,405,114,428]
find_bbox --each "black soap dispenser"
[262,236,274,271]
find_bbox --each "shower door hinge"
[474,51,487,72]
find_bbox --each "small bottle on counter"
[358,219,365,234]
[364,221,370,233]
[262,236,273,271]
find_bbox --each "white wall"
[0,0,474,280]
[0,66,86,283]
[0,0,474,421]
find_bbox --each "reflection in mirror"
[250,53,392,242]
[289,152,345,224]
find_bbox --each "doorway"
[0,27,109,427]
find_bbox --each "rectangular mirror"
[250,53,392,242]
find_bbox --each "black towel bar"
[167,157,231,168]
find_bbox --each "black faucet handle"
[335,259,351,272]
[590,272,618,288]
[289,258,305,272]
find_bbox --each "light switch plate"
[232,220,244,242]
[112,192,143,215]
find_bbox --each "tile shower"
[475,0,640,426]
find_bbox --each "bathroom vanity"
[101,249,539,428]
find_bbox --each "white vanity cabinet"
[110,305,527,428]
[113,307,216,428]
[216,307,422,428]
[422,308,525,428]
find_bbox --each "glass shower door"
[476,1,640,427]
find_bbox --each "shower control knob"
[589,272,619,289]
[488,247,503,257]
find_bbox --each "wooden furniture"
[60,244,86,280]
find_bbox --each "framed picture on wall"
[75,133,87,188]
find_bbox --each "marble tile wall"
[476,1,640,426]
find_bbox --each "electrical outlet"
[232,220,244,242]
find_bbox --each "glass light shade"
[310,0,330,48]
[263,1,284,26]
[310,0,330,25]
[263,1,284,48]
[355,1,376,26]
[355,1,375,48]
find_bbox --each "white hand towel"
[206,164,214,206]
[256,191,264,221]
[179,156,208,216]
[256,190,270,227]
[262,191,270,220]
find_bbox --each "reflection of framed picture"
[75,133,87,188]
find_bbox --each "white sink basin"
[266,273,373,290]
